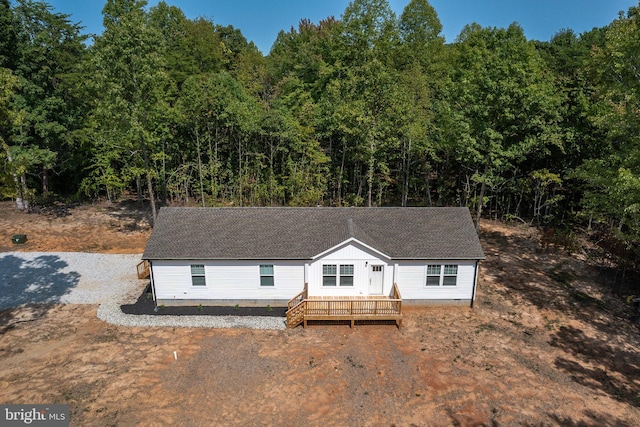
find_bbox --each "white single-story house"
[142,207,485,317]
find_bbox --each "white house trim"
[312,237,391,261]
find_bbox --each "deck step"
[286,300,306,328]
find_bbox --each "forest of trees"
[1,0,640,261]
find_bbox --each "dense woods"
[1,0,640,260]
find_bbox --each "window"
[260,265,274,286]
[426,264,458,287]
[443,265,458,286]
[323,265,337,286]
[340,264,354,286]
[426,265,441,286]
[191,264,206,286]
[323,264,354,286]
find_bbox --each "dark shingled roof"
[142,207,485,261]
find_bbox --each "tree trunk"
[161,139,167,206]
[463,174,471,208]
[140,137,157,226]
[425,172,432,207]
[338,138,345,206]
[136,176,143,207]
[269,136,274,206]
[42,166,49,195]
[195,127,205,207]
[475,180,486,233]
[475,162,490,233]
[237,133,243,207]
[209,124,220,202]
[402,138,411,207]
[368,133,375,208]
[5,148,28,210]
[19,173,28,210]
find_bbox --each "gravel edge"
[97,301,288,330]
[1,251,288,330]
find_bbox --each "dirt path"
[0,203,639,426]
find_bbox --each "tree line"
[1,0,640,259]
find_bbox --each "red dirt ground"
[1,201,639,426]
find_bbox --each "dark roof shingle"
[142,207,485,260]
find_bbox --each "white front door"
[369,265,384,294]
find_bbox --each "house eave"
[311,237,391,260]
[143,255,486,261]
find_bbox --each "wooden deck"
[286,284,403,328]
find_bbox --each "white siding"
[396,260,477,301]
[151,260,305,302]
[308,242,392,297]
[150,255,479,304]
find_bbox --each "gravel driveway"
[0,251,286,329]
[0,252,143,310]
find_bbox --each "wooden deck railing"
[136,260,150,279]
[287,283,308,310]
[285,283,403,328]
[391,282,402,300]
[305,299,402,316]
[286,284,308,328]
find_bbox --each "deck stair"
[136,260,150,279]
[286,286,308,328]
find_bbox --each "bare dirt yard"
[1,200,640,426]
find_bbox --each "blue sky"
[44,0,638,53]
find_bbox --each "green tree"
[334,0,402,206]
[86,0,172,223]
[0,0,19,69]
[147,1,197,85]
[532,29,608,221]
[576,5,640,248]
[0,67,29,208]
[451,23,563,231]
[395,0,446,206]
[341,0,398,67]
[177,71,264,206]
[265,76,329,205]
[8,0,87,200]
[397,0,444,70]
[394,66,436,206]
